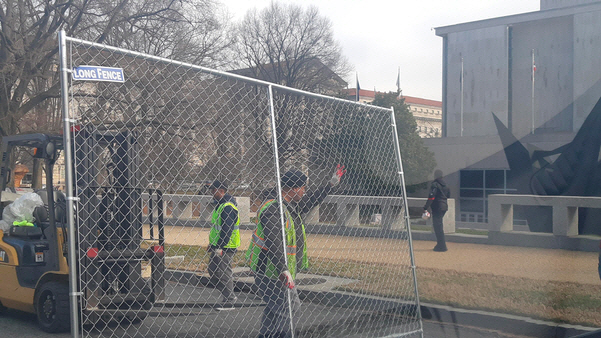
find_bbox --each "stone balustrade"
[486,194,601,251]
[306,195,455,232]
[141,193,455,233]
[141,193,250,225]
[139,192,599,251]
[488,194,601,236]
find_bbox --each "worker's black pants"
[432,209,447,250]
[256,273,300,338]
[208,250,236,301]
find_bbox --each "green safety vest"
[209,202,241,249]
[246,199,308,279]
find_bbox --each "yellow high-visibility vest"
[209,202,240,249]
[246,199,308,279]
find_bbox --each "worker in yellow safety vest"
[248,165,345,338]
[206,179,240,305]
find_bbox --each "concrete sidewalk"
[149,225,599,285]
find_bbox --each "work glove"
[329,164,346,187]
[207,245,223,256]
[279,270,295,289]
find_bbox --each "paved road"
[3,226,597,337]
[0,308,531,338]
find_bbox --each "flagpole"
[460,57,464,137]
[355,72,360,102]
[396,66,401,93]
[531,49,535,134]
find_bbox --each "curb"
[420,302,599,338]
[165,269,600,337]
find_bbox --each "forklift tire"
[35,281,70,333]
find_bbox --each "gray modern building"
[428,0,601,224]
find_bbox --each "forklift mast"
[74,128,142,252]
[73,126,163,312]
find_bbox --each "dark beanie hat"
[209,179,227,191]
[281,170,307,188]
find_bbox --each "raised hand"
[330,164,346,186]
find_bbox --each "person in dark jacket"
[206,180,240,304]
[423,169,451,252]
[249,165,345,338]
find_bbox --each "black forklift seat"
[35,189,67,224]
[8,225,43,239]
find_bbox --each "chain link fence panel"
[59,34,422,338]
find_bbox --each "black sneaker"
[433,246,448,252]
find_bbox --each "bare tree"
[229,2,352,172]
[0,0,231,138]
[0,0,232,188]
[233,1,351,93]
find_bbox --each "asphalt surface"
[2,226,599,337]
[0,307,531,338]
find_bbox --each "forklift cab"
[0,134,71,332]
[0,133,66,252]
[0,131,165,333]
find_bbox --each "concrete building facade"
[430,0,601,224]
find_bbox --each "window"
[459,169,516,222]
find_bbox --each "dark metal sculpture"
[493,96,601,234]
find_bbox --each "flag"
[355,73,361,101]
[396,66,401,92]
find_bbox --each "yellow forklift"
[0,131,165,333]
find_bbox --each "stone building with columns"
[345,89,442,138]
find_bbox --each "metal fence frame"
[58,30,423,338]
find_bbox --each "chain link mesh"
[62,36,422,338]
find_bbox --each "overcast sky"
[220,0,540,101]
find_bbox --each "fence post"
[267,85,296,338]
[390,107,424,337]
[58,30,81,338]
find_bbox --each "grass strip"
[158,243,601,327]
[309,258,601,328]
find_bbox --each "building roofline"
[403,95,442,108]
[342,89,442,107]
[435,2,601,36]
